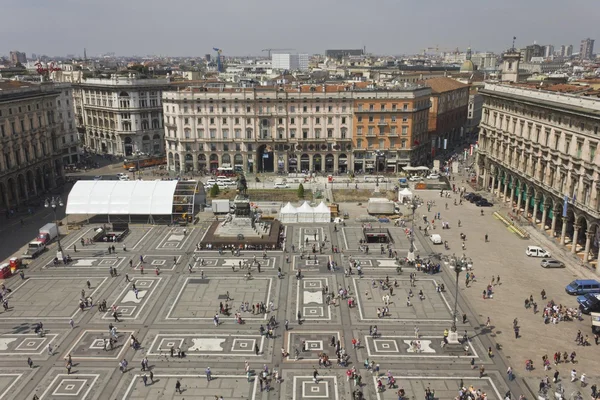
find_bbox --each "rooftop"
[420,77,469,93]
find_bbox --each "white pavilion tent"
[296,201,315,223]
[398,188,413,203]
[314,202,331,223]
[279,202,298,223]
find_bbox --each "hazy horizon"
[1,0,596,58]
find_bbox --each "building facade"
[271,54,309,71]
[162,83,432,175]
[75,74,169,156]
[466,88,483,135]
[424,77,470,157]
[476,83,600,266]
[53,83,81,165]
[580,38,595,60]
[0,81,66,212]
[352,87,431,172]
[9,51,27,65]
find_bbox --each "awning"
[66,180,178,215]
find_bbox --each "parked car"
[525,245,551,258]
[476,199,493,207]
[565,279,600,295]
[206,179,217,186]
[93,175,102,181]
[409,175,422,182]
[468,195,482,203]
[426,174,440,180]
[274,183,290,189]
[540,259,565,268]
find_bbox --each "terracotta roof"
[511,82,592,94]
[420,77,468,93]
[180,82,373,94]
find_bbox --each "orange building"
[421,77,469,159]
[351,85,432,172]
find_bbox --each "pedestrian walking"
[47,344,53,355]
[27,357,33,368]
[142,374,148,386]
[69,319,74,329]
[206,367,212,381]
[175,379,182,393]
[284,319,289,331]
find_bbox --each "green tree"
[297,183,305,199]
[210,183,220,197]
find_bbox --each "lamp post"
[44,196,64,254]
[407,197,418,262]
[450,255,467,332]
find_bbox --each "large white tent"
[314,202,331,223]
[279,202,298,223]
[66,180,178,216]
[296,201,315,223]
[398,188,413,203]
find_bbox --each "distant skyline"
[1,0,596,58]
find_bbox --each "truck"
[22,241,46,259]
[367,198,396,215]
[38,223,58,245]
[212,199,231,214]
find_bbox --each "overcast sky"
[1,0,596,58]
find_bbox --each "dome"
[460,60,475,73]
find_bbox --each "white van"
[364,175,387,183]
[216,176,235,186]
[430,234,442,244]
[526,245,551,258]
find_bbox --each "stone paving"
[1,184,598,399]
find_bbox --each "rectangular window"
[197,129,204,138]
[392,104,397,111]
[209,106,214,112]
[316,106,320,112]
[379,127,385,135]
[391,116,397,122]
[357,139,363,148]
[278,118,283,125]
[369,104,374,111]
[302,117,308,125]
[341,117,346,124]
[223,144,229,151]
[290,118,295,125]
[315,129,321,139]
[391,126,396,134]
[368,116,374,123]
[246,118,251,124]
[222,118,227,124]
[303,106,307,112]
[368,127,374,135]
[210,129,216,139]
[222,106,226,113]
[197,117,203,124]
[302,130,308,139]
[402,126,408,135]
[222,129,229,139]
[357,104,363,112]
[246,106,251,112]
[357,116,362,123]
[590,145,597,162]
[357,127,363,135]
[403,103,408,111]
[235,117,239,124]
[315,117,320,124]
[235,129,241,138]
[327,129,333,138]
[328,106,333,112]
[290,129,296,138]
[327,117,333,124]
[290,106,295,112]
[380,104,385,111]
[576,142,583,158]
[342,106,347,112]
[210,118,215,125]
[379,139,385,149]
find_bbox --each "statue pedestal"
[447,331,460,344]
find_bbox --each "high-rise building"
[9,51,27,65]
[559,45,566,57]
[521,44,544,62]
[580,38,595,60]
[566,45,573,57]
[0,81,67,210]
[476,83,600,263]
[544,45,554,58]
[271,53,309,71]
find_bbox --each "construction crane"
[213,47,223,72]
[261,48,295,58]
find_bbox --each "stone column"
[571,224,580,254]
[584,230,594,262]
[550,211,558,237]
[540,204,548,231]
[532,196,540,224]
[503,180,509,202]
[483,168,488,190]
[496,176,502,198]
[516,188,523,211]
[523,192,529,216]
[560,217,568,245]
[490,174,496,195]
[333,154,339,174]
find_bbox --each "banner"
[562,195,568,217]
[443,139,447,150]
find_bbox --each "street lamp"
[44,196,64,254]
[407,197,418,262]
[450,255,467,332]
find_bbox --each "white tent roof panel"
[66,180,178,215]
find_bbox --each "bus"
[123,156,166,170]
[216,167,236,177]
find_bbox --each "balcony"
[377,121,388,126]
[365,133,376,137]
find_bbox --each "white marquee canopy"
[66,180,178,215]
